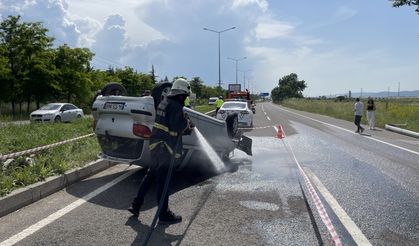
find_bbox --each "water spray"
[194,127,226,173]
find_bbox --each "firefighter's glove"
[183,114,195,135]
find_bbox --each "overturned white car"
[91,82,252,169]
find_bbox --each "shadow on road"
[125,216,182,246]
[65,156,243,211]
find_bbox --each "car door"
[60,104,72,122]
[66,104,78,121]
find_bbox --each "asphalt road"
[0,102,418,245]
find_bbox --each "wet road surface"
[0,102,418,245]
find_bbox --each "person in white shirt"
[354,98,364,133]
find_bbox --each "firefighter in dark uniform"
[128,78,193,225]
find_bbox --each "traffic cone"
[277,125,285,139]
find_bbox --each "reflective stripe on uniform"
[154,122,178,136]
[149,141,181,159]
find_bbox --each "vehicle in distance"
[216,100,253,128]
[30,103,84,123]
[208,97,218,105]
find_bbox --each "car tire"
[226,113,238,138]
[151,82,172,109]
[100,83,127,96]
[54,116,61,123]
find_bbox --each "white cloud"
[334,6,357,21]
[254,18,295,40]
[0,0,82,47]
[231,0,269,12]
[91,14,127,64]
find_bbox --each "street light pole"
[238,69,251,90]
[203,26,236,88]
[227,56,246,85]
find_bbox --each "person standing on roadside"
[366,97,376,130]
[215,96,224,114]
[354,98,364,133]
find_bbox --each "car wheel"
[54,116,61,123]
[226,113,238,138]
[100,83,127,96]
[77,114,82,118]
[151,82,172,109]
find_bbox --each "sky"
[0,0,418,97]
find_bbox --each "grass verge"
[193,104,215,114]
[0,118,100,197]
[281,98,419,132]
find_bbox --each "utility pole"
[238,69,251,90]
[203,26,236,88]
[227,57,247,85]
[361,88,363,98]
[398,82,400,97]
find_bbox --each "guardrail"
[385,124,419,139]
[0,133,95,161]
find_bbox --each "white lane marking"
[262,103,270,120]
[1,167,139,246]
[305,169,373,246]
[274,104,419,156]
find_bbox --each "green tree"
[149,64,157,84]
[54,44,93,106]
[271,73,307,102]
[0,15,54,115]
[27,49,58,109]
[391,0,419,14]
[0,46,12,114]
[189,77,203,98]
[138,73,154,94]
[116,67,140,96]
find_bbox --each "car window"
[66,104,77,110]
[40,104,61,110]
[61,105,70,111]
[222,103,246,109]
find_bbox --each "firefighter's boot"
[158,210,182,225]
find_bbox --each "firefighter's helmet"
[168,78,191,97]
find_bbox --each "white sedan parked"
[30,103,84,123]
[216,101,253,128]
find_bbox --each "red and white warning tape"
[0,133,95,161]
[277,126,343,246]
[238,125,275,130]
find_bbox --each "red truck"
[227,84,255,114]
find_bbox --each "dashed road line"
[0,166,139,246]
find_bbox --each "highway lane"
[258,102,419,245]
[1,102,418,245]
